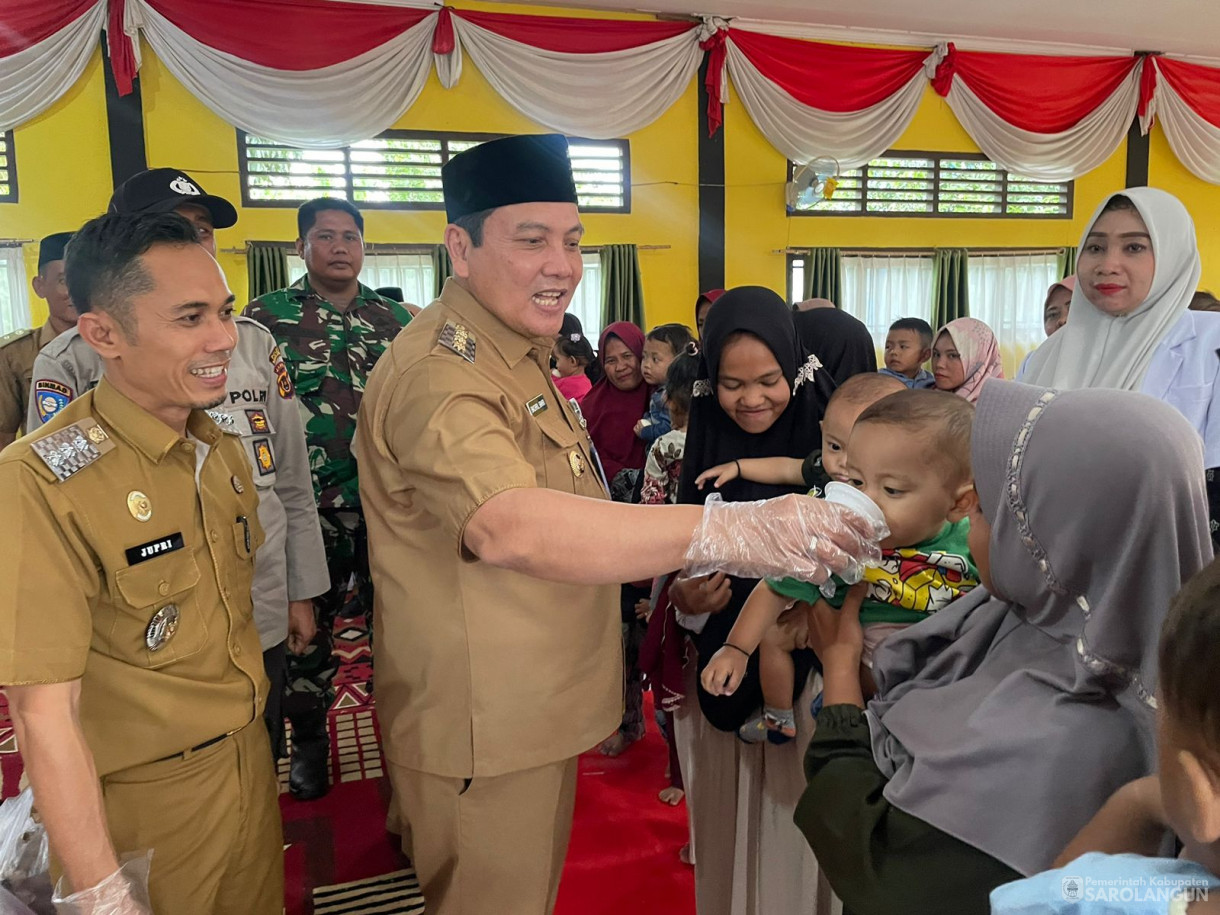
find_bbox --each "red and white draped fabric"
[1142,57,1220,184]
[932,43,1143,181]
[437,9,702,139]
[0,0,105,132]
[113,0,436,147]
[718,26,932,168]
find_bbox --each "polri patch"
[125,532,185,566]
[526,394,548,416]
[253,437,275,475]
[33,379,73,423]
[246,409,269,433]
[269,346,293,399]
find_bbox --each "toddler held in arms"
[990,561,1220,914]
[636,324,695,444]
[700,386,979,743]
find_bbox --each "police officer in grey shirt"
[28,168,329,757]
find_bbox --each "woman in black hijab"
[793,306,877,386]
[676,286,833,729]
[672,285,837,914]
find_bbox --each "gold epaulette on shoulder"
[29,419,114,482]
[438,321,477,364]
[0,327,33,348]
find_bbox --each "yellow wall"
[1149,128,1220,291]
[724,83,1130,293]
[0,51,111,326]
[5,13,1220,334]
[138,0,700,328]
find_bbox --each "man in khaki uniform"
[356,134,886,915]
[0,232,77,448]
[0,213,282,913]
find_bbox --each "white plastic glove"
[684,493,886,585]
[53,852,152,915]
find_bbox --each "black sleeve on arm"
[794,705,1020,915]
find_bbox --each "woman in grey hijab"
[794,380,1212,915]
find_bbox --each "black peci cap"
[38,232,74,269]
[108,168,238,229]
[441,134,578,223]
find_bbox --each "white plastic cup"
[822,481,886,531]
[818,482,888,598]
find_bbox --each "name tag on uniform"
[125,533,185,565]
[527,395,548,416]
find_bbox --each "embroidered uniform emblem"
[29,420,113,481]
[33,379,72,423]
[127,491,153,522]
[169,175,200,196]
[253,438,275,475]
[439,322,477,363]
[268,346,293,399]
[246,409,269,433]
[206,410,235,429]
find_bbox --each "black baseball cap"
[108,168,238,229]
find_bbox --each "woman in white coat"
[1023,186,1220,546]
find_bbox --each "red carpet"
[0,610,696,914]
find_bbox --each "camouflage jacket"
[244,276,412,510]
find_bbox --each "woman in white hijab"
[1023,187,1220,470]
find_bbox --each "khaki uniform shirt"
[0,379,268,776]
[27,320,329,650]
[0,322,57,437]
[355,280,621,778]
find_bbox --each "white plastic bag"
[0,791,47,884]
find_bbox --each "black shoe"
[288,711,331,800]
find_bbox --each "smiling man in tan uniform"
[0,213,282,913]
[356,134,888,915]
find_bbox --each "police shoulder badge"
[269,345,293,399]
[33,379,73,424]
[439,322,477,364]
[30,419,113,482]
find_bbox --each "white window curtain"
[286,251,434,308]
[966,252,1059,378]
[839,254,936,350]
[0,246,30,336]
[568,252,603,343]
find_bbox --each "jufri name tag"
[526,395,548,416]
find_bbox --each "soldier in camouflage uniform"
[244,197,412,799]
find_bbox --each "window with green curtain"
[431,244,453,299]
[600,244,644,329]
[932,248,970,331]
[802,247,842,305]
[247,243,289,301]
[1057,246,1077,280]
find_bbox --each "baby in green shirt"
[700,385,979,743]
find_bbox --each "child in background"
[637,353,700,812]
[640,351,699,507]
[701,388,979,743]
[552,330,596,405]
[636,324,695,445]
[880,317,936,389]
[991,560,1220,914]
